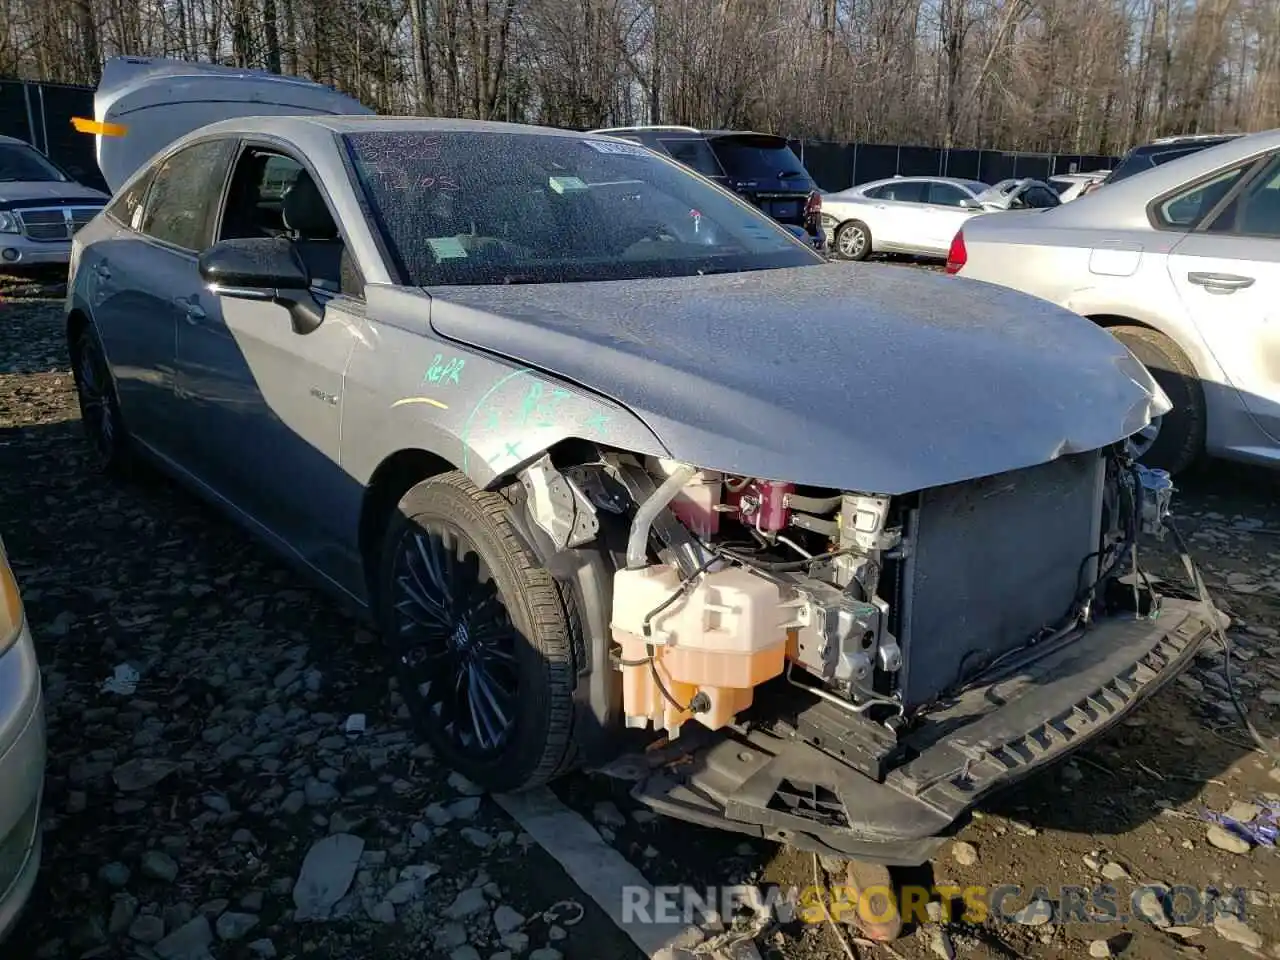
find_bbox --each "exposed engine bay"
[519,444,1177,758]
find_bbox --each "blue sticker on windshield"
[583,139,651,158]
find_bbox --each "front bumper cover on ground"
[616,598,1211,866]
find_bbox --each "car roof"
[1125,134,1241,156]
[209,114,598,138]
[0,134,31,147]
[589,126,788,142]
[857,176,981,187]
[1010,127,1280,230]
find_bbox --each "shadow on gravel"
[0,413,641,960]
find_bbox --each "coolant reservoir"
[650,458,722,538]
[612,564,788,737]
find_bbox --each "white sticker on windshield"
[427,236,468,260]
[549,176,588,194]
[583,139,651,158]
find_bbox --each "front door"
[920,181,979,251]
[1165,152,1280,443]
[174,144,365,580]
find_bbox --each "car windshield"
[342,131,820,286]
[708,136,811,182]
[0,142,68,182]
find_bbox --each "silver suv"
[0,135,108,269]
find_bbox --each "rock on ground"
[293,834,365,920]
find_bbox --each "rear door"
[862,179,931,249]
[86,56,373,193]
[88,136,237,459]
[707,134,814,226]
[1165,151,1280,444]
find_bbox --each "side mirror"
[198,237,323,335]
[959,198,980,209]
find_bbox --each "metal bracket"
[519,455,599,551]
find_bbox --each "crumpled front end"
[528,442,1211,864]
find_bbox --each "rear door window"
[138,138,237,251]
[659,139,724,177]
[1154,165,1250,229]
[877,180,927,203]
[106,167,157,230]
[1204,155,1280,238]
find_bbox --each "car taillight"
[0,538,24,657]
[805,191,821,216]
[945,230,967,274]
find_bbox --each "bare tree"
[4,0,1279,154]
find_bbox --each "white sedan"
[949,128,1280,474]
[821,176,990,260]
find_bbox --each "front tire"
[69,324,130,474]
[376,471,581,792]
[1108,325,1205,474]
[834,220,872,261]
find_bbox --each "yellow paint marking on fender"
[72,117,128,137]
[391,397,450,410]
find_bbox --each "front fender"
[340,287,670,490]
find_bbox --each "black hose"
[714,544,855,572]
[1165,516,1280,768]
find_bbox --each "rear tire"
[835,220,872,261]
[1107,325,1205,475]
[69,323,131,475]
[376,471,581,792]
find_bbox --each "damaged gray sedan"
[66,60,1214,911]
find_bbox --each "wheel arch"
[1081,311,1217,384]
[357,436,618,605]
[358,447,456,603]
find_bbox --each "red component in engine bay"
[726,479,794,532]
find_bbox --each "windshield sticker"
[426,237,468,260]
[549,176,588,194]
[583,139,651,158]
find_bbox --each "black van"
[590,125,825,250]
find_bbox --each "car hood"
[0,181,108,205]
[425,263,1166,494]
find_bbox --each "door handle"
[1187,271,1255,294]
[174,296,207,323]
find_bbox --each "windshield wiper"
[778,170,807,179]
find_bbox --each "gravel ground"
[3,270,1280,960]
